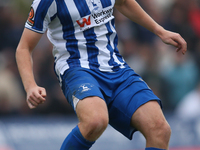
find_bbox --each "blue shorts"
[61,67,161,140]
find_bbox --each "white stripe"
[77,32,90,69]
[109,21,125,69]
[48,17,70,75]
[95,25,113,71]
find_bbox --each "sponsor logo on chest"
[76,0,113,30]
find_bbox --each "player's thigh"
[76,96,109,124]
[131,100,168,137]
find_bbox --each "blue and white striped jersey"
[25,0,129,76]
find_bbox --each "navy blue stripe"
[74,0,90,17]
[33,0,54,31]
[83,28,100,70]
[100,0,112,8]
[56,0,80,67]
[105,21,121,71]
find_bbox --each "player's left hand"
[158,29,187,55]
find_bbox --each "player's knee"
[143,119,171,148]
[151,119,171,142]
[89,115,108,132]
[161,122,171,140]
[84,114,109,139]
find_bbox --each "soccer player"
[15,0,187,150]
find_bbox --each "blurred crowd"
[0,0,200,118]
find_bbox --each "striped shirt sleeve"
[25,0,56,34]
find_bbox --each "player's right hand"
[26,86,46,109]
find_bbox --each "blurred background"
[0,0,200,149]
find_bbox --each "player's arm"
[114,0,187,54]
[16,28,46,109]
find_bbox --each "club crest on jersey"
[27,7,35,26]
[91,0,99,11]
